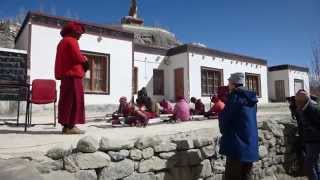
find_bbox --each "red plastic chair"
[25,79,57,132]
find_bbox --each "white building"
[135,44,269,104]
[268,64,309,102]
[15,12,134,105]
[15,11,269,106]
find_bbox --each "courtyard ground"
[0,103,290,157]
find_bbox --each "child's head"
[190,97,197,103]
[119,96,127,104]
[211,95,219,103]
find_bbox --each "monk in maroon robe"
[190,97,205,115]
[111,97,134,125]
[55,22,88,134]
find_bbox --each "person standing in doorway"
[55,22,88,134]
[218,72,259,180]
[295,89,320,180]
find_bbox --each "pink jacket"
[174,99,190,121]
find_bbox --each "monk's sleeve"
[68,38,86,64]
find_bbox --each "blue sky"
[1,0,319,67]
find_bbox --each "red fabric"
[60,22,85,37]
[55,36,86,80]
[116,97,133,117]
[159,100,174,114]
[58,77,85,126]
[209,99,225,114]
[119,96,127,104]
[118,103,133,117]
[174,99,190,121]
[143,111,156,119]
[31,79,56,104]
[134,106,156,125]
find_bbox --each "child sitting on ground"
[111,97,134,125]
[158,99,174,114]
[171,96,190,122]
[190,97,205,115]
[132,88,156,127]
[204,95,225,118]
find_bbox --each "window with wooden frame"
[133,67,138,94]
[153,69,164,95]
[82,51,110,94]
[245,73,261,97]
[201,67,223,96]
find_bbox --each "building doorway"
[275,80,286,102]
[174,68,184,100]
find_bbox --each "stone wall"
[0,118,307,180]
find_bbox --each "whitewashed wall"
[268,69,309,101]
[15,23,29,51]
[30,24,133,105]
[188,53,269,104]
[288,70,309,96]
[268,70,290,101]
[165,53,189,101]
[134,52,166,102]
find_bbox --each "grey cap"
[228,72,245,85]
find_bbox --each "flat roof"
[268,64,309,73]
[134,44,169,56]
[135,44,267,65]
[16,11,267,66]
[169,44,267,65]
[15,11,134,43]
[0,47,27,54]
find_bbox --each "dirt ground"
[0,103,291,157]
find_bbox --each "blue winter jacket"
[218,87,259,162]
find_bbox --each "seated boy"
[171,96,190,122]
[190,97,205,115]
[112,97,134,125]
[159,99,174,114]
[129,87,156,127]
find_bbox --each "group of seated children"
[190,96,225,118]
[111,87,226,127]
[112,88,156,127]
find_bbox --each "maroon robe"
[58,77,85,126]
[55,22,86,127]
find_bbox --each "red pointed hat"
[60,21,85,37]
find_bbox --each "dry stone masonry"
[0,118,308,180]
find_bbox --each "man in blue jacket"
[219,72,259,180]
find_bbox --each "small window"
[245,73,261,97]
[82,51,110,94]
[133,67,138,94]
[201,67,223,96]
[153,69,164,95]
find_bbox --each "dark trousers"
[304,144,320,180]
[225,158,253,180]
